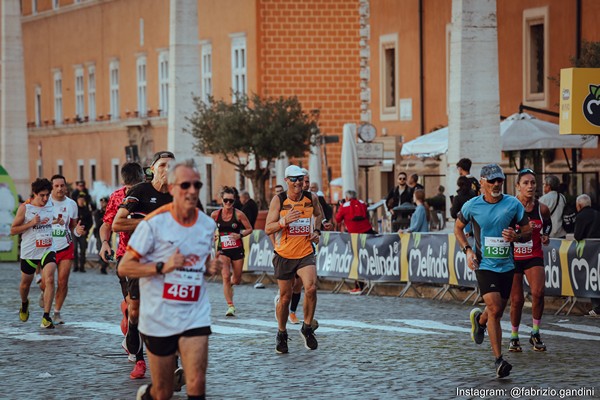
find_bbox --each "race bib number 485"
[483,237,510,259]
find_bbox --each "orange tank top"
[274,191,315,259]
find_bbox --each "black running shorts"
[219,247,245,261]
[272,252,316,280]
[514,257,544,274]
[142,326,212,356]
[475,269,514,299]
[20,252,56,275]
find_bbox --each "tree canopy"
[186,93,319,209]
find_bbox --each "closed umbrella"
[308,143,323,190]
[341,123,358,194]
[275,153,289,187]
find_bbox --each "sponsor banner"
[565,239,600,298]
[316,232,353,279]
[449,235,477,288]
[0,165,19,262]
[522,239,562,297]
[244,230,274,273]
[407,233,450,285]
[356,233,401,282]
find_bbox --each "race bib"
[483,237,510,259]
[220,234,241,249]
[162,269,202,302]
[35,231,52,248]
[514,240,533,257]
[288,218,311,236]
[52,224,67,238]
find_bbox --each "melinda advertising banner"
[407,233,450,285]
[244,230,274,273]
[356,233,401,282]
[316,232,353,279]
[563,239,600,298]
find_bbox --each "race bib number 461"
[163,283,200,302]
[483,237,510,259]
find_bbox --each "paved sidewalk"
[0,263,598,399]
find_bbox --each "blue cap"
[480,164,505,180]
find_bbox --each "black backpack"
[551,193,576,234]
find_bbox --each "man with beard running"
[113,151,175,380]
[454,164,531,378]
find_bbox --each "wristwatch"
[462,245,472,254]
[155,262,165,275]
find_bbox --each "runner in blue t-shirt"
[454,164,532,379]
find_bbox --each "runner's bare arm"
[235,210,253,239]
[539,203,552,245]
[99,222,112,262]
[119,248,185,278]
[264,195,282,235]
[112,207,141,233]
[10,204,36,235]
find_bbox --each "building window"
[75,67,85,120]
[112,158,120,186]
[57,159,64,176]
[201,43,212,103]
[52,0,59,10]
[32,0,37,15]
[137,56,147,117]
[88,65,96,121]
[109,60,120,120]
[90,160,97,182]
[380,34,399,121]
[35,86,42,127]
[53,70,63,125]
[78,160,84,181]
[37,160,42,178]
[158,52,169,117]
[231,35,247,102]
[523,7,548,107]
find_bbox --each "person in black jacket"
[74,193,94,272]
[239,190,258,228]
[574,194,600,316]
[386,172,413,230]
[451,176,477,219]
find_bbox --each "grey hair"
[240,190,250,197]
[345,190,358,199]
[577,194,591,208]
[167,159,200,184]
[544,175,560,191]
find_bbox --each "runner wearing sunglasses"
[509,168,551,352]
[211,186,253,317]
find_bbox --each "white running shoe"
[136,384,149,400]
[38,291,44,309]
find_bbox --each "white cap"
[285,165,306,178]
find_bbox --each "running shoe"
[130,360,146,379]
[349,288,363,295]
[469,308,485,344]
[529,332,547,352]
[276,330,288,354]
[495,358,512,378]
[35,273,42,285]
[19,301,29,322]
[173,367,185,392]
[300,323,318,350]
[311,318,319,331]
[508,338,522,352]
[40,316,55,329]
[225,305,236,317]
[136,384,149,400]
[53,312,64,325]
[288,312,300,324]
[38,291,44,309]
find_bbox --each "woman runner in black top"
[210,186,253,317]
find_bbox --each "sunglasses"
[222,198,235,204]
[398,177,406,181]
[287,176,304,183]
[485,178,504,184]
[177,181,202,190]
[518,168,536,177]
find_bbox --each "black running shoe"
[300,323,318,350]
[276,330,288,354]
[529,332,547,351]
[469,308,485,344]
[508,338,522,352]
[495,358,512,378]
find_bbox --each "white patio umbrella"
[308,143,323,190]
[341,123,358,194]
[275,153,289,187]
[400,113,597,158]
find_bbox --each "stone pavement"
[0,262,598,400]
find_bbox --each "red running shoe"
[120,300,128,335]
[130,360,146,379]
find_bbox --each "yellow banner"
[560,68,600,135]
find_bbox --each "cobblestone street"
[0,263,598,400]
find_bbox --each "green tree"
[186,93,319,209]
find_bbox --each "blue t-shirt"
[458,195,528,273]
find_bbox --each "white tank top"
[20,200,55,260]
[51,196,78,250]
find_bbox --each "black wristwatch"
[155,262,165,275]
[462,245,472,254]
